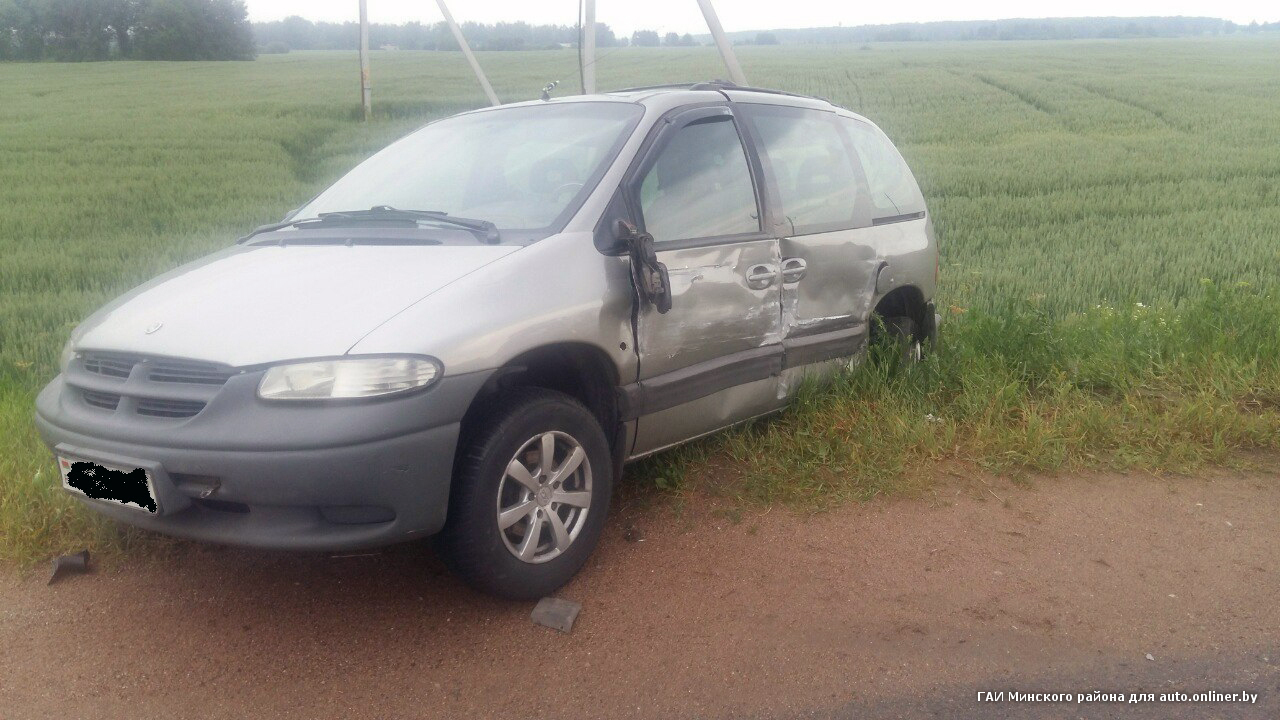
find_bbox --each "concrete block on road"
[532,597,581,633]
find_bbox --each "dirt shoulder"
[1,465,1277,719]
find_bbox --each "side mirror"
[615,219,672,314]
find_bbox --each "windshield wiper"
[237,216,318,243]
[329,207,502,243]
[237,206,501,244]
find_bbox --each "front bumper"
[34,366,491,551]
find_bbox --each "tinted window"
[748,108,861,234]
[842,118,926,218]
[639,117,759,242]
[298,102,643,236]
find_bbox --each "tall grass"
[635,282,1280,506]
[2,38,1279,563]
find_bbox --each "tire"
[436,387,613,600]
[880,315,922,366]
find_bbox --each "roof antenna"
[541,80,560,101]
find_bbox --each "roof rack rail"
[688,80,738,91]
[608,82,699,93]
[609,80,832,105]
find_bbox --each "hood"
[74,243,521,367]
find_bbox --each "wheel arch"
[871,285,930,342]
[459,342,625,460]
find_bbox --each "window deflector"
[628,107,735,206]
[628,108,762,246]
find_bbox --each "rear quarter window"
[841,118,926,220]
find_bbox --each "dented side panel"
[631,238,783,454]
[865,218,935,299]
[630,377,782,457]
[779,228,880,338]
[636,240,783,378]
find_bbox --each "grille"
[136,398,207,419]
[147,359,233,385]
[81,389,122,411]
[75,352,226,420]
[82,352,233,386]
[82,353,138,379]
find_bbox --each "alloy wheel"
[495,431,592,564]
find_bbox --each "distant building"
[379,44,400,51]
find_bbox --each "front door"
[624,106,785,456]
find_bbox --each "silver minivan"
[36,82,937,598]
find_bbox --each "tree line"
[7,7,1276,63]
[253,17,710,54]
[254,17,607,53]
[711,16,1279,44]
[253,15,1280,54]
[0,0,254,61]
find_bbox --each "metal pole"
[359,0,372,120]
[582,0,596,94]
[694,0,747,86]
[435,0,500,106]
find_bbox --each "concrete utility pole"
[359,0,372,120]
[695,0,748,86]
[582,0,597,94]
[435,0,500,107]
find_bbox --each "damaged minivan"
[36,82,937,599]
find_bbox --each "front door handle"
[745,265,778,290]
[781,257,808,284]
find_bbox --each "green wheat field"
[3,38,1279,563]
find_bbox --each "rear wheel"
[437,388,613,600]
[875,315,922,366]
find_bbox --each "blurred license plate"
[59,456,158,514]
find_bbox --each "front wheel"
[436,388,613,600]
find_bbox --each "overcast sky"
[244,1,1279,33]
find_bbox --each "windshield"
[296,102,643,239]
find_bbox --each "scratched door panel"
[780,229,879,337]
[740,104,882,346]
[630,376,782,458]
[630,238,784,456]
[636,240,782,378]
[628,108,785,455]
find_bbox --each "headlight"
[59,338,78,374]
[60,323,88,373]
[258,357,441,400]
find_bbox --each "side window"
[638,117,759,243]
[748,107,861,234]
[842,118,926,219]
